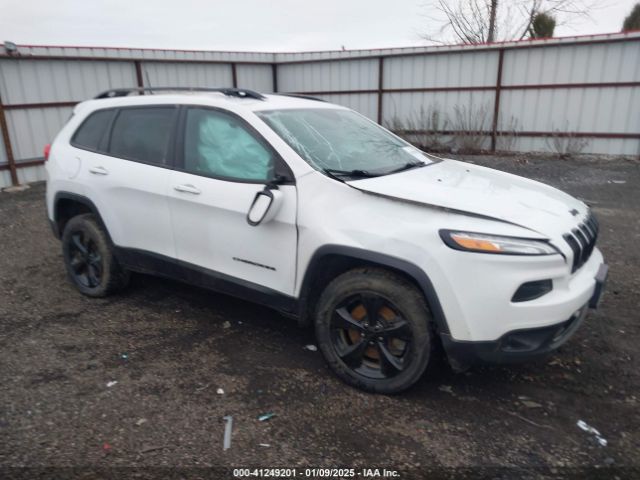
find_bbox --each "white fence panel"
[384,50,498,89]
[6,107,74,161]
[236,64,274,92]
[141,62,233,88]
[0,59,137,103]
[277,58,379,92]
[500,86,640,134]
[17,164,47,184]
[502,42,640,86]
[314,93,378,120]
[511,136,639,156]
[382,90,495,126]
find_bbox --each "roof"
[3,31,639,64]
[74,90,343,116]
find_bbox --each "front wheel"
[315,268,435,394]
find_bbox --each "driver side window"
[183,108,273,182]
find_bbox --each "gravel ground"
[0,155,639,479]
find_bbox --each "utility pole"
[487,0,498,42]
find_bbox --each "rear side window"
[108,107,176,165]
[71,109,115,151]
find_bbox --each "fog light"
[512,279,553,302]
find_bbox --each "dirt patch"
[1,155,639,477]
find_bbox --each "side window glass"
[71,109,114,151]
[109,108,175,164]
[183,108,273,182]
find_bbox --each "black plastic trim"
[564,211,599,273]
[94,87,266,100]
[114,247,297,313]
[589,263,608,309]
[441,306,587,371]
[48,218,61,239]
[300,245,450,334]
[511,279,553,302]
[246,187,275,226]
[52,192,113,243]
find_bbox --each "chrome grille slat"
[564,211,598,273]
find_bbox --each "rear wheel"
[61,214,129,297]
[315,268,435,393]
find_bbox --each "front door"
[167,106,298,296]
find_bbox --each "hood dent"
[348,184,545,236]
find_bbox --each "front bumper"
[442,263,608,371]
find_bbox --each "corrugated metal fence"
[1,32,639,188]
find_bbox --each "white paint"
[45,92,606,345]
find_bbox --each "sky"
[0,0,637,52]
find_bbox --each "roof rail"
[276,93,327,102]
[93,87,266,100]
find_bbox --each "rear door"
[167,106,298,296]
[74,105,178,259]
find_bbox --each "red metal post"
[0,93,18,186]
[272,63,278,93]
[231,63,238,88]
[377,56,384,125]
[134,60,144,92]
[491,49,505,152]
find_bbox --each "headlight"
[439,230,558,255]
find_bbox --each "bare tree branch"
[421,0,603,45]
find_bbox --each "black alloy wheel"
[61,214,130,297]
[331,293,413,379]
[68,231,103,288]
[315,268,434,394]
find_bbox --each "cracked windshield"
[257,108,434,176]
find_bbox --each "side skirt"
[114,247,298,314]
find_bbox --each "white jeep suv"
[45,87,608,393]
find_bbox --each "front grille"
[563,211,599,273]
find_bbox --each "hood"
[346,159,587,237]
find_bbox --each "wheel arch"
[52,192,112,243]
[297,245,449,334]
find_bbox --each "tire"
[61,214,130,297]
[315,267,435,394]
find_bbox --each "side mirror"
[247,188,283,226]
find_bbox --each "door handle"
[89,166,109,175]
[174,184,201,195]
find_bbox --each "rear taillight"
[43,144,51,161]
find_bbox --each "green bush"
[530,13,556,39]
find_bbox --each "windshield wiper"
[322,168,381,178]
[385,161,426,175]
[323,162,425,180]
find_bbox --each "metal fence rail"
[0,31,638,187]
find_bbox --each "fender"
[52,192,112,243]
[300,245,450,334]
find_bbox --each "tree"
[422,0,597,44]
[487,0,498,42]
[529,12,556,38]
[622,3,640,31]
